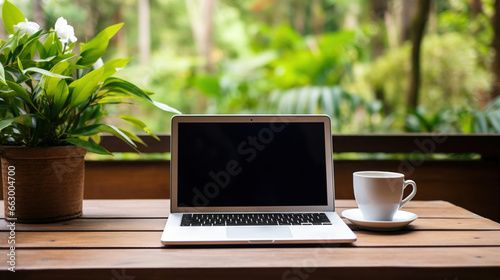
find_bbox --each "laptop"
[161,115,357,245]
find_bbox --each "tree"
[113,2,126,55]
[370,0,390,114]
[399,0,415,44]
[186,0,215,72]
[406,0,431,114]
[470,0,483,19]
[138,0,151,65]
[33,0,45,30]
[311,0,324,35]
[491,0,500,100]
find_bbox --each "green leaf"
[43,32,55,52]
[473,112,488,133]
[23,67,72,79]
[118,128,147,146]
[68,123,137,149]
[15,74,30,84]
[296,86,310,114]
[75,105,104,126]
[308,86,321,114]
[63,137,112,155]
[51,53,77,65]
[0,34,15,53]
[16,57,24,72]
[331,86,342,119]
[151,100,181,114]
[0,61,6,85]
[69,67,104,107]
[0,89,17,98]
[13,114,32,127]
[33,56,56,62]
[53,79,69,113]
[97,95,131,105]
[278,88,297,113]
[119,115,159,141]
[90,134,101,144]
[78,23,124,66]
[40,61,70,98]
[6,80,32,105]
[2,0,25,35]
[102,58,130,78]
[19,29,43,58]
[194,76,221,97]
[487,111,500,133]
[321,87,334,117]
[0,117,15,131]
[67,124,104,136]
[102,77,181,114]
[103,77,150,100]
[97,124,137,149]
[0,115,32,131]
[36,40,47,58]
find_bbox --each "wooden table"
[1,199,500,279]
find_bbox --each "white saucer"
[341,209,418,231]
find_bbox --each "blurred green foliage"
[7,0,500,134]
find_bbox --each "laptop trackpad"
[227,227,293,240]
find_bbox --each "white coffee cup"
[353,171,417,221]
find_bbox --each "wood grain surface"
[1,199,499,280]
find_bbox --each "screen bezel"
[170,115,335,213]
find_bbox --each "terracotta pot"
[1,146,86,223]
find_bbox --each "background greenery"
[4,0,500,134]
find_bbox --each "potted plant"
[0,1,179,223]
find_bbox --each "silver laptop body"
[161,115,356,245]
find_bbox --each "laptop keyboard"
[180,213,332,226]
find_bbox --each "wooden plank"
[351,230,500,247]
[409,218,500,230]
[3,230,500,249]
[80,199,170,218]
[332,133,500,155]
[3,266,500,280]
[0,218,167,232]
[4,247,500,269]
[335,200,454,208]
[85,200,477,219]
[337,207,481,219]
[1,217,498,232]
[84,161,170,199]
[343,218,500,231]
[2,217,499,233]
[76,202,486,219]
[0,232,163,249]
[0,200,480,219]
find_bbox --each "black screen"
[176,122,328,207]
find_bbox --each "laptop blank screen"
[176,121,328,208]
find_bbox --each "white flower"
[92,58,104,69]
[55,17,77,44]
[13,19,40,36]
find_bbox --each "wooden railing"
[98,133,500,156]
[3,134,500,222]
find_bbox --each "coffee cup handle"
[399,180,417,208]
